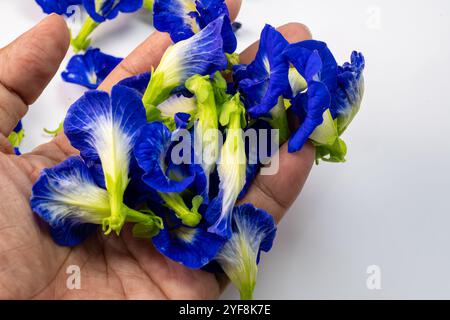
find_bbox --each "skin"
[0,1,315,299]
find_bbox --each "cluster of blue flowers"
[30,0,365,300]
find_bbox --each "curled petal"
[134,122,195,193]
[335,51,365,133]
[283,40,338,95]
[235,24,290,118]
[153,223,226,269]
[62,48,122,89]
[154,0,236,53]
[35,0,82,16]
[288,81,331,153]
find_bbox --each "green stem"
[71,16,100,52]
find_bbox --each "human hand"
[0,3,314,299]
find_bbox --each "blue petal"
[143,16,228,110]
[30,156,108,246]
[62,48,122,89]
[334,51,365,122]
[174,112,191,129]
[153,14,228,88]
[235,25,290,117]
[83,0,143,22]
[288,81,331,153]
[283,40,338,97]
[232,204,276,256]
[152,222,226,269]
[117,72,151,97]
[153,0,197,42]
[154,0,236,53]
[35,0,82,16]
[49,220,98,247]
[64,85,147,171]
[134,122,196,193]
[13,120,23,133]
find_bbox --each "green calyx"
[8,128,24,149]
[101,204,163,238]
[71,16,100,53]
[142,70,169,121]
[159,193,203,227]
[130,209,164,239]
[310,109,347,163]
[102,172,129,235]
[267,96,290,145]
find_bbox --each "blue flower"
[30,156,109,246]
[233,24,290,118]
[134,122,196,193]
[134,122,206,227]
[152,208,226,269]
[31,156,163,246]
[35,0,82,16]
[142,15,228,118]
[283,41,365,160]
[153,0,236,53]
[83,0,143,23]
[62,48,122,89]
[64,84,147,235]
[215,204,276,300]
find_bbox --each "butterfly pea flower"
[153,0,236,53]
[71,0,143,52]
[35,0,82,16]
[64,84,147,235]
[62,48,122,89]
[30,156,162,246]
[233,24,290,119]
[206,93,247,238]
[8,121,25,155]
[283,41,365,161]
[215,204,276,300]
[142,15,228,120]
[134,122,204,227]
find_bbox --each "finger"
[0,14,69,142]
[100,0,242,91]
[238,23,315,224]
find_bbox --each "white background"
[1,0,450,299]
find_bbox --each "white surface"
[1,0,450,299]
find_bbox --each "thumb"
[0,14,69,151]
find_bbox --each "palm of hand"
[0,13,313,299]
[0,146,224,299]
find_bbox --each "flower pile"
[30,0,365,299]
